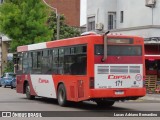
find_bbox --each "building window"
[87,16,95,31]
[120,11,124,23]
[108,12,116,30]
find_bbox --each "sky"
[80,0,87,26]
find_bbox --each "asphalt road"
[0,86,160,120]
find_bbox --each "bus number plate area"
[94,64,143,89]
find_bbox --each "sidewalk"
[140,94,160,101]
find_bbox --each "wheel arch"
[57,82,67,98]
[23,80,29,94]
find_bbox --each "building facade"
[87,0,160,37]
[87,0,160,92]
[0,36,10,76]
[44,0,80,27]
[0,0,11,76]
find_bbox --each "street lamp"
[42,0,60,40]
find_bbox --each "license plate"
[115,91,124,95]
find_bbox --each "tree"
[3,61,14,73]
[47,11,80,40]
[0,0,52,51]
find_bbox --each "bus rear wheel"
[57,84,68,106]
[96,100,115,107]
[25,83,35,100]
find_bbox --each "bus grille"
[97,65,140,74]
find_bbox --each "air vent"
[145,0,156,7]
[97,65,141,74]
[98,66,109,74]
[96,23,104,30]
[110,66,128,74]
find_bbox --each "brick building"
[44,0,80,27]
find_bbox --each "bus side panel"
[16,74,37,96]
[53,75,90,102]
[27,74,38,96]
[16,75,24,93]
[29,75,57,98]
[17,74,91,101]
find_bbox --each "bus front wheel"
[57,84,67,106]
[25,83,35,100]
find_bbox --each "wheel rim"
[26,85,30,98]
[59,89,64,103]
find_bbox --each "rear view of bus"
[91,33,146,106]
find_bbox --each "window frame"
[95,45,142,56]
[87,16,95,31]
[108,12,116,30]
[120,11,124,23]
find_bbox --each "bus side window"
[70,56,79,75]
[32,51,42,74]
[22,52,29,74]
[79,56,87,75]
[69,45,87,75]
[58,48,64,74]
[41,50,52,74]
[64,47,72,74]
[52,49,59,74]
[16,53,23,74]
[28,52,33,73]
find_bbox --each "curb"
[139,95,160,101]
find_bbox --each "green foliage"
[0,0,52,51]
[3,61,14,73]
[47,12,80,40]
[0,0,80,52]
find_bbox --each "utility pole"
[42,0,60,40]
[57,14,60,40]
[0,36,2,76]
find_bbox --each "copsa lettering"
[108,75,131,79]
[39,78,49,83]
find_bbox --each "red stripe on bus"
[17,46,28,52]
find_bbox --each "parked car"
[0,72,16,88]
[11,78,16,89]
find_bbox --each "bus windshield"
[95,45,142,56]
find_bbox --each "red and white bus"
[15,32,146,107]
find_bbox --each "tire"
[11,85,13,89]
[57,84,68,106]
[96,100,115,107]
[25,83,35,100]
